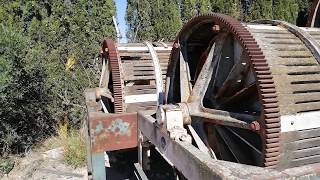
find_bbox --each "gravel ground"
[2,148,87,180]
[2,147,179,180]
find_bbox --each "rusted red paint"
[89,112,138,153]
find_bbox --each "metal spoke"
[215,47,245,99]
[190,33,228,103]
[201,107,257,123]
[216,126,247,163]
[217,84,257,109]
[225,127,262,155]
[180,48,192,102]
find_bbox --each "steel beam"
[137,111,320,179]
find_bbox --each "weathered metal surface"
[91,153,106,180]
[101,39,172,113]
[249,23,320,169]
[88,112,138,153]
[145,41,164,105]
[165,13,281,168]
[102,39,125,113]
[257,20,320,64]
[138,112,320,180]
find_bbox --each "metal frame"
[145,41,164,104]
[137,111,320,179]
[86,13,320,179]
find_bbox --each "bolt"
[179,135,188,141]
[250,121,260,131]
[173,42,180,49]
[160,137,166,150]
[212,25,220,33]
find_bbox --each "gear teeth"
[172,14,282,168]
[104,39,124,113]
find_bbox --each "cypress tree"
[249,0,273,21]
[198,0,212,14]
[273,0,299,23]
[240,0,253,21]
[152,0,182,41]
[181,0,197,22]
[180,0,211,22]
[211,0,241,19]
[126,0,154,41]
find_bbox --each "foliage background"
[0,0,115,156]
[0,0,314,157]
[126,0,311,41]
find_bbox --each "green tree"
[0,0,116,155]
[153,0,182,41]
[211,0,240,19]
[180,0,211,22]
[249,0,273,21]
[0,24,53,155]
[126,0,154,41]
[181,0,198,22]
[127,0,182,41]
[273,0,299,23]
[198,0,212,14]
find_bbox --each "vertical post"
[112,16,121,43]
[85,120,93,179]
[91,153,106,180]
[145,41,164,105]
[85,90,107,180]
[138,131,151,171]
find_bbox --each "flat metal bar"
[187,125,213,157]
[145,41,164,104]
[138,112,320,179]
[91,153,106,180]
[118,46,172,51]
[179,49,192,102]
[124,94,158,104]
[310,0,320,27]
[134,163,149,180]
[189,112,252,130]
[190,33,228,103]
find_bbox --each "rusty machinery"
[85,40,171,179]
[138,14,320,179]
[86,14,320,179]
[308,0,320,27]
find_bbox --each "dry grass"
[38,122,86,168]
[0,157,14,175]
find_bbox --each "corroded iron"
[166,13,281,168]
[88,112,138,152]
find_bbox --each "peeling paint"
[94,121,104,133]
[107,118,130,136]
[88,113,138,153]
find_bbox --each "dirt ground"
[1,147,178,180]
[1,148,87,180]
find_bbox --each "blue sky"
[115,0,128,42]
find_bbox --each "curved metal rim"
[102,39,125,113]
[165,13,281,167]
[307,0,320,27]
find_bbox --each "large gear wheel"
[100,39,171,113]
[165,14,320,169]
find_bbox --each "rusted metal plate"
[89,112,138,153]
